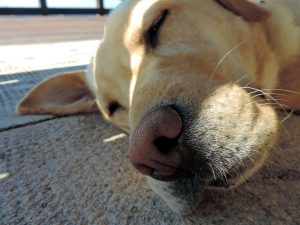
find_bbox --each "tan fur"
[17,0,300,214]
[17,71,96,115]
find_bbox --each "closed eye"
[145,9,170,49]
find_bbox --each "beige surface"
[0,113,299,224]
[0,65,88,131]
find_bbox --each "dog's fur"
[17,0,300,214]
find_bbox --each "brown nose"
[128,106,183,180]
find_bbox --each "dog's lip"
[149,165,194,182]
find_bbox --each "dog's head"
[18,0,284,214]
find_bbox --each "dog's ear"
[216,0,271,22]
[17,71,96,116]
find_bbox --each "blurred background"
[0,0,122,129]
[0,0,121,10]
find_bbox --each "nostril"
[154,136,179,154]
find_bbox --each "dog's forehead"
[107,0,166,47]
[95,0,237,90]
[107,0,194,37]
[95,0,224,98]
[96,0,162,76]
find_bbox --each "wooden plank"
[0,0,109,15]
[0,16,106,45]
[0,8,109,15]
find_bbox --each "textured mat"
[0,65,86,131]
[0,113,299,225]
[0,38,99,131]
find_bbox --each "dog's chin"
[147,141,273,215]
[147,173,239,215]
[147,159,262,215]
[147,176,204,215]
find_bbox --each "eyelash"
[145,9,170,49]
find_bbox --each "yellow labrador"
[17,0,300,214]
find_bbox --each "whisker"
[262,88,300,95]
[247,90,263,95]
[208,162,217,180]
[268,93,291,98]
[213,163,228,181]
[272,103,293,110]
[276,121,290,137]
[89,98,97,112]
[249,93,266,99]
[242,86,289,114]
[210,39,248,83]
[249,92,290,99]
[281,109,294,123]
[243,80,254,89]
[249,99,289,106]
[243,86,294,123]
[234,73,250,85]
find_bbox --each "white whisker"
[262,88,300,95]
[89,98,97,112]
[210,39,248,83]
[242,86,289,114]
[281,109,294,123]
[234,73,250,85]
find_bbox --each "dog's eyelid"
[145,9,170,49]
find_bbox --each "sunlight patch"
[0,40,100,76]
[0,173,9,180]
[103,133,127,143]
[0,79,19,85]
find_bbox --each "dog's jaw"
[148,176,204,214]
[142,85,278,214]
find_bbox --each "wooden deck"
[0,15,106,45]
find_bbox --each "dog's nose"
[128,106,183,181]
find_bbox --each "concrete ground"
[0,16,299,225]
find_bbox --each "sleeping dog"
[17,0,300,214]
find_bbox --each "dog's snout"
[128,106,183,181]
